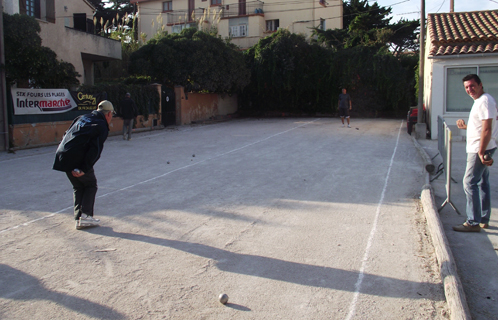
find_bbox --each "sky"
[373,0,498,22]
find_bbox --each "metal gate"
[162,86,176,126]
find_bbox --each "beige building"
[3,0,122,85]
[131,0,343,49]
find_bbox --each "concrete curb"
[411,136,472,320]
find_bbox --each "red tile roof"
[427,10,498,57]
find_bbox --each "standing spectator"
[454,74,498,232]
[53,100,115,230]
[118,93,138,141]
[338,88,352,128]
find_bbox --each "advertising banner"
[70,92,103,111]
[11,89,104,115]
[12,88,78,115]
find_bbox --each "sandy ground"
[0,118,447,319]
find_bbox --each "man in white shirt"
[454,74,498,232]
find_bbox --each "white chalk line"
[0,119,319,234]
[344,120,403,320]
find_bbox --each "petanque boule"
[219,293,229,304]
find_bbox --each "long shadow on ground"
[91,227,443,301]
[0,264,126,319]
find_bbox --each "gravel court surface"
[0,118,447,319]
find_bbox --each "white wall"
[427,55,498,139]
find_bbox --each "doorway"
[162,86,176,126]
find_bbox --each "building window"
[26,0,43,18]
[211,0,222,5]
[230,25,247,37]
[266,19,279,32]
[172,23,196,33]
[446,67,477,112]
[319,18,325,30]
[446,66,498,112]
[21,0,55,22]
[163,1,172,11]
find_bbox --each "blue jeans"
[463,148,496,225]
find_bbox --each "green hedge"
[240,29,417,117]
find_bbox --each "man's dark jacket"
[53,110,109,173]
[118,98,138,120]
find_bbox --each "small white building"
[424,10,498,139]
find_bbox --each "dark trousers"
[123,119,134,139]
[66,168,98,220]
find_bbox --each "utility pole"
[0,0,9,151]
[415,0,426,139]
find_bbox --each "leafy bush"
[129,28,250,94]
[3,13,80,88]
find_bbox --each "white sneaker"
[342,124,345,127]
[76,214,100,230]
[347,125,351,128]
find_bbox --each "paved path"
[0,118,446,319]
[419,138,498,320]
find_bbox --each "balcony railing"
[165,1,264,26]
[166,8,205,25]
[220,1,264,19]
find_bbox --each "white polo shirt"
[466,93,498,153]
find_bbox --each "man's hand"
[72,169,85,177]
[456,119,467,129]
[479,154,494,166]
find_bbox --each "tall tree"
[313,0,419,53]
[386,19,420,55]
[344,0,392,30]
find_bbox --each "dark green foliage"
[240,0,419,117]
[313,28,348,50]
[240,30,417,117]
[3,13,80,88]
[386,19,420,55]
[31,47,81,89]
[128,28,250,94]
[313,1,419,53]
[241,30,335,114]
[80,84,160,120]
[332,46,417,116]
[343,0,392,30]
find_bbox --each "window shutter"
[230,26,239,37]
[46,0,55,23]
[19,0,27,15]
[239,25,247,37]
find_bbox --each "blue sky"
[373,0,498,22]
